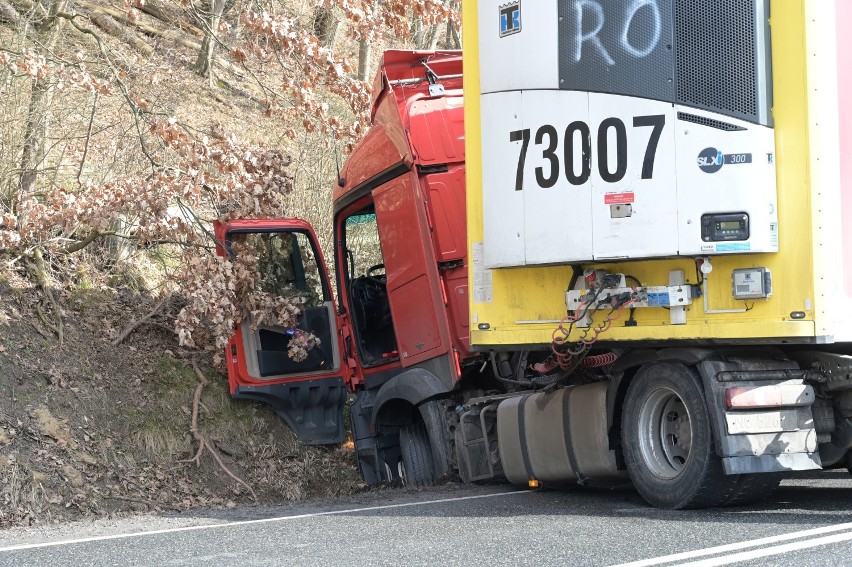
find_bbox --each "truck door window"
[230,230,335,377]
[234,231,325,307]
[344,210,399,366]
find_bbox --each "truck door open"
[215,219,350,445]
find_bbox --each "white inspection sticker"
[472,242,493,303]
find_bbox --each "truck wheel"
[622,363,737,509]
[398,422,435,487]
[722,474,781,507]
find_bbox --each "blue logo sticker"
[499,1,521,37]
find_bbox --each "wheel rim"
[636,387,693,480]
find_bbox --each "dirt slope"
[0,275,362,528]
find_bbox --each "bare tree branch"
[112,296,168,345]
[76,90,99,188]
[61,229,100,254]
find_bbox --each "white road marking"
[675,530,852,566]
[610,521,852,567]
[0,490,527,554]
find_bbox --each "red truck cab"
[218,51,468,483]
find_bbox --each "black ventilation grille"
[674,0,758,119]
[677,112,746,131]
[557,0,771,125]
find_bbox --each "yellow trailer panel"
[464,0,850,348]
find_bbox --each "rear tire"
[622,363,738,509]
[399,422,435,487]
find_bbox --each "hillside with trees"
[0,0,459,526]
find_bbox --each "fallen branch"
[112,296,168,345]
[89,11,153,56]
[76,0,242,76]
[137,0,203,37]
[133,320,175,334]
[180,361,257,500]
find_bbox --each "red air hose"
[579,352,619,368]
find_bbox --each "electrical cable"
[545,278,636,376]
[624,274,640,325]
[694,259,705,285]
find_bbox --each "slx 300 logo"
[697,147,752,174]
[499,1,521,37]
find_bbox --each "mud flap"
[349,388,385,484]
[698,358,821,473]
[234,377,347,445]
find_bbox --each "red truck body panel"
[334,50,470,367]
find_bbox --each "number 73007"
[509,114,665,191]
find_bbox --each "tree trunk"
[441,1,460,49]
[357,38,372,82]
[192,0,228,86]
[410,17,424,49]
[445,21,461,49]
[17,0,66,205]
[412,16,440,50]
[440,1,461,49]
[449,16,461,49]
[425,24,440,49]
[18,78,50,198]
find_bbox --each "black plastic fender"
[611,348,718,373]
[371,368,452,424]
[372,368,453,479]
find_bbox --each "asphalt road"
[0,470,850,567]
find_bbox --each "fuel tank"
[496,382,626,485]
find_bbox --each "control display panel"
[702,213,750,242]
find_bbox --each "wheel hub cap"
[638,387,694,480]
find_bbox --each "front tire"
[398,422,435,487]
[622,363,738,509]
